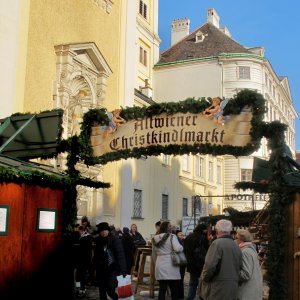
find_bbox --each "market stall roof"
[0,154,64,177]
[0,109,63,159]
[0,154,110,189]
[252,151,300,187]
[200,209,260,227]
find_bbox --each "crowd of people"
[70,217,148,299]
[70,217,265,300]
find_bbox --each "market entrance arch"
[64,89,297,299]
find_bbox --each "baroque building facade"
[0,0,124,226]
[1,2,297,239]
[153,8,297,214]
[0,0,172,239]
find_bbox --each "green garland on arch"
[234,120,296,299]
[77,89,267,165]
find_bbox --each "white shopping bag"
[117,275,134,300]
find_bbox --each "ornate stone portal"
[53,42,112,223]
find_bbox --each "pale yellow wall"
[24,0,122,113]
[19,0,125,227]
[0,0,30,117]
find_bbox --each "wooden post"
[287,193,300,299]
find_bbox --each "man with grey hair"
[199,219,242,300]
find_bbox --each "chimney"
[220,26,231,37]
[171,18,190,46]
[207,8,220,28]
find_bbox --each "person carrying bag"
[170,235,187,266]
[93,222,127,300]
[152,221,184,300]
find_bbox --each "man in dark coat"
[184,223,209,300]
[75,225,93,297]
[199,219,242,300]
[93,222,127,300]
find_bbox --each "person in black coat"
[121,227,136,275]
[75,225,93,297]
[130,223,146,246]
[93,222,127,300]
[184,223,209,300]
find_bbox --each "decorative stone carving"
[54,43,112,138]
[76,163,104,181]
[53,43,111,216]
[91,0,113,14]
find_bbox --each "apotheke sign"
[224,194,269,201]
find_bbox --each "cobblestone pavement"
[82,273,191,300]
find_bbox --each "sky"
[158,0,300,149]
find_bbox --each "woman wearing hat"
[93,222,127,300]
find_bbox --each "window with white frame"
[182,197,188,217]
[139,0,147,19]
[241,169,252,181]
[238,66,250,79]
[133,189,142,218]
[195,155,204,177]
[217,165,221,184]
[162,194,169,220]
[139,46,147,67]
[182,154,190,172]
[208,161,213,181]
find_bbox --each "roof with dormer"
[157,22,254,65]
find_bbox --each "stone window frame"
[139,0,147,20]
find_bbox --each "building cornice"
[136,17,161,44]
[154,53,266,68]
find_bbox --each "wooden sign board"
[91,109,252,157]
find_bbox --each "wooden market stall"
[0,156,67,298]
[0,110,110,299]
